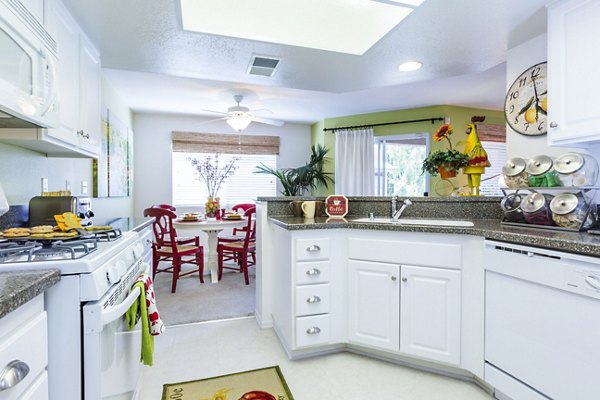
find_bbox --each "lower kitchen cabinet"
[347,260,400,351]
[400,265,461,365]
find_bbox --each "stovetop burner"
[0,236,99,263]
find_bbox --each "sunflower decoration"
[422,123,469,177]
[433,124,454,148]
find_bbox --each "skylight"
[180,0,421,55]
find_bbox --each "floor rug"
[161,366,294,400]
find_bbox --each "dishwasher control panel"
[566,268,600,299]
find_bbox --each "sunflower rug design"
[161,366,294,400]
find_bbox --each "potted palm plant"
[255,144,334,196]
[421,124,469,179]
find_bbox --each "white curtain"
[335,128,374,195]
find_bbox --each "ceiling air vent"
[248,56,280,77]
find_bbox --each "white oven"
[0,0,59,128]
[0,228,149,400]
[83,259,149,399]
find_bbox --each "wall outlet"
[81,180,88,195]
[41,178,48,193]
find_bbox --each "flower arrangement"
[421,124,469,178]
[188,154,239,216]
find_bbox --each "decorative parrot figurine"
[462,116,491,196]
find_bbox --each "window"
[478,141,506,196]
[374,134,429,196]
[173,152,277,207]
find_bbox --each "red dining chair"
[217,207,256,285]
[153,204,176,211]
[218,203,255,242]
[143,207,205,293]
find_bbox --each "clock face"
[504,62,548,136]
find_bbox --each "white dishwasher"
[484,240,600,400]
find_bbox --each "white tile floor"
[140,317,494,400]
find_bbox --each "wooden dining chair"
[218,203,255,242]
[153,204,177,211]
[143,207,205,293]
[217,207,256,285]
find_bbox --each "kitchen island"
[256,196,600,400]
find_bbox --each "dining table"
[173,217,246,283]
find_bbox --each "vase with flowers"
[421,124,469,179]
[188,154,239,218]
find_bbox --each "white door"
[348,260,399,351]
[547,0,600,145]
[400,265,461,365]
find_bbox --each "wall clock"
[504,62,548,136]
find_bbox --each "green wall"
[310,105,505,197]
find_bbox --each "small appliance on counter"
[28,195,94,226]
[0,182,8,218]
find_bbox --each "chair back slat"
[144,207,179,249]
[241,207,256,250]
[153,204,177,211]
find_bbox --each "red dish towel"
[135,274,165,336]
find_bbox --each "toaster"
[28,196,94,227]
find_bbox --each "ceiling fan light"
[226,116,252,132]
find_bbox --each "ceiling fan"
[202,95,285,132]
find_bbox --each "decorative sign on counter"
[325,195,348,217]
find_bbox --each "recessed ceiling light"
[398,61,423,72]
[180,0,417,55]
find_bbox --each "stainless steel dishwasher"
[484,240,600,400]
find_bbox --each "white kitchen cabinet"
[547,0,600,146]
[347,259,400,351]
[400,265,461,365]
[19,0,44,24]
[270,227,344,353]
[0,295,48,400]
[43,0,101,157]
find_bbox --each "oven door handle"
[101,286,141,327]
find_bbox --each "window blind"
[476,124,506,143]
[172,131,280,155]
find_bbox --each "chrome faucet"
[391,196,398,218]
[392,198,412,221]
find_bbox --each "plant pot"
[437,165,457,179]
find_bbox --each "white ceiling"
[60,0,551,125]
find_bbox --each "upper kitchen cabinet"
[547,0,600,147]
[19,0,44,24]
[44,0,101,157]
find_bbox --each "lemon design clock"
[504,62,548,136]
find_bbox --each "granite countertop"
[0,269,60,320]
[269,216,600,258]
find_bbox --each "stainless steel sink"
[352,217,474,227]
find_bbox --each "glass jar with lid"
[502,157,529,188]
[553,152,599,187]
[526,155,561,187]
[549,193,595,229]
[500,193,527,223]
[521,192,555,225]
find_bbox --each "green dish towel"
[126,281,154,366]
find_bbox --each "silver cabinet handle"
[391,276,397,281]
[549,121,558,128]
[401,277,407,282]
[306,296,321,303]
[306,245,320,252]
[0,360,30,391]
[306,327,321,334]
[306,268,321,276]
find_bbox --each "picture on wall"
[93,109,133,197]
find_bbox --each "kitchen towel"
[126,274,165,366]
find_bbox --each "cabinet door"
[400,265,461,365]
[547,0,600,146]
[78,35,101,155]
[348,260,399,351]
[45,0,80,145]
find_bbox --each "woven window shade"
[172,131,280,155]
[476,124,506,143]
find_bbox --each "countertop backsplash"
[0,205,28,230]
[259,196,504,220]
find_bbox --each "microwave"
[0,0,59,129]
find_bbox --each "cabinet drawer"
[295,284,330,316]
[295,315,331,348]
[295,237,330,261]
[0,312,48,400]
[20,371,48,400]
[295,260,330,285]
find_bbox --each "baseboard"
[254,311,272,329]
